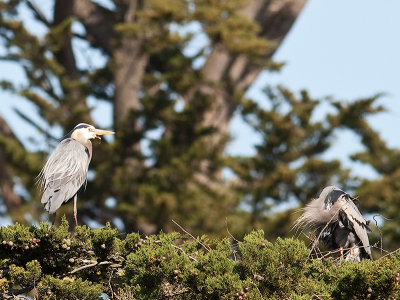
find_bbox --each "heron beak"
[93,128,115,140]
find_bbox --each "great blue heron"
[38,123,114,225]
[295,186,372,261]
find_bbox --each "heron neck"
[71,131,93,160]
[83,140,92,160]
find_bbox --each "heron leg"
[73,195,78,226]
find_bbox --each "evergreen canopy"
[0,0,399,252]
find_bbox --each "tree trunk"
[113,39,148,127]
[55,0,93,129]
[185,0,308,175]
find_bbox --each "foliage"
[0,0,399,252]
[0,223,399,299]
[0,0,274,236]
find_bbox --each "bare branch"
[315,244,379,261]
[172,219,211,251]
[108,269,115,299]
[70,261,98,274]
[172,244,198,262]
[225,217,240,243]
[372,214,388,256]
[378,247,400,260]
[70,260,121,274]
[309,209,340,258]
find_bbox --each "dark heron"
[38,123,114,225]
[295,186,372,261]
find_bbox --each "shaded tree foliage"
[0,0,398,251]
[1,222,400,299]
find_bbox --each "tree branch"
[233,0,308,90]
[26,0,51,27]
[72,0,117,55]
[0,115,23,210]
[70,260,121,274]
[172,219,211,251]
[54,0,94,128]
[184,0,308,153]
[54,0,79,80]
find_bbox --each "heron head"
[71,123,115,141]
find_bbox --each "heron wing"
[337,195,372,259]
[39,138,90,213]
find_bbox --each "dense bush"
[0,219,399,299]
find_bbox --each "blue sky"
[230,0,400,178]
[1,0,400,180]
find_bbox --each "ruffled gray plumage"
[295,185,372,261]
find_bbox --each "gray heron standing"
[295,186,372,261]
[38,123,114,225]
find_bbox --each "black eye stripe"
[74,124,91,130]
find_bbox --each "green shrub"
[0,221,399,299]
